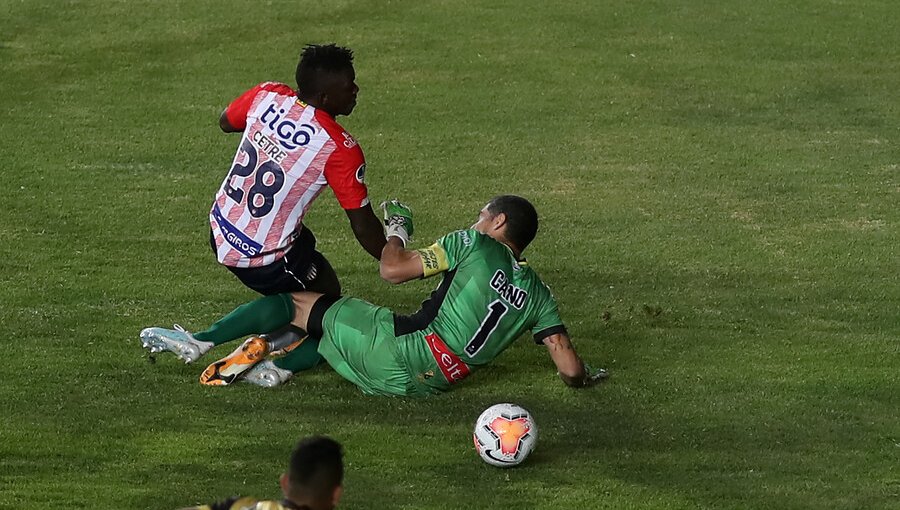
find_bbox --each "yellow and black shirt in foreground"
[184,496,309,510]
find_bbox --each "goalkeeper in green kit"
[140,195,607,393]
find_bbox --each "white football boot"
[139,324,213,364]
[242,359,294,387]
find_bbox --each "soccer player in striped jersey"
[210,44,384,289]
[179,436,344,510]
[140,44,387,383]
[142,196,607,391]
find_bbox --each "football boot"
[199,336,269,386]
[242,359,294,388]
[139,325,212,364]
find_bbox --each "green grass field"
[1,0,898,508]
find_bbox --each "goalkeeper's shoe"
[199,336,269,386]
[242,359,294,388]
[139,325,212,364]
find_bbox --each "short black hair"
[295,44,355,96]
[486,195,539,252]
[287,436,344,502]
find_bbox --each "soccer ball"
[473,403,538,467]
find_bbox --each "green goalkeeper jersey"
[393,229,566,392]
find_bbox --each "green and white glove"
[583,363,609,386]
[380,199,414,247]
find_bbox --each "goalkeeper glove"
[583,363,609,386]
[381,199,414,247]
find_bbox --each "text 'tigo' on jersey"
[210,81,369,268]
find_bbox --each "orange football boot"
[200,336,269,386]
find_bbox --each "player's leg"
[240,246,338,358]
[192,296,300,385]
[239,293,345,388]
[243,336,325,387]
[200,291,326,386]
[199,324,311,387]
[313,296,418,396]
[140,294,295,363]
[252,250,339,359]
[207,228,337,363]
[196,249,331,387]
[191,227,340,385]
[272,337,325,372]
[245,295,418,393]
[240,293,331,388]
[194,293,295,344]
[290,291,327,332]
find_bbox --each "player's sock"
[272,336,324,373]
[193,293,294,346]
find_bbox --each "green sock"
[194,293,294,346]
[273,337,324,373]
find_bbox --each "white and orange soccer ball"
[473,403,538,467]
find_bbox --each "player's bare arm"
[543,332,589,387]
[218,108,241,133]
[345,205,387,260]
[379,237,424,284]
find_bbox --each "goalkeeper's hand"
[380,199,414,247]
[583,363,609,387]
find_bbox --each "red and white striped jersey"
[210,81,369,268]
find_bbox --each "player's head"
[295,43,359,117]
[279,436,345,510]
[472,195,539,256]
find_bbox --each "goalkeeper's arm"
[380,237,425,283]
[543,333,608,388]
[379,199,424,284]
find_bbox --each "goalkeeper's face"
[471,206,491,232]
[472,206,504,239]
[473,204,521,256]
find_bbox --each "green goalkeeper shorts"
[315,297,426,397]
